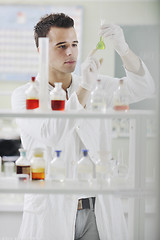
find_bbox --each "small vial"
[25,76,39,110]
[113,79,129,111]
[90,79,106,112]
[50,150,66,182]
[50,82,66,111]
[30,148,45,180]
[77,149,94,182]
[15,149,30,176]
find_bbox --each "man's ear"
[37,47,39,53]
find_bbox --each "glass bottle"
[77,149,94,182]
[30,148,45,180]
[90,79,106,112]
[25,76,39,109]
[50,150,66,182]
[15,149,30,176]
[96,151,111,181]
[113,79,129,111]
[50,82,66,111]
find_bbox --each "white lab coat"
[11,61,154,240]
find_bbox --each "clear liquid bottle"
[50,82,66,111]
[77,149,94,181]
[15,149,30,176]
[113,79,129,111]
[96,151,111,181]
[90,79,106,112]
[50,150,66,182]
[30,148,45,180]
[25,76,39,109]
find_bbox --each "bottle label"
[16,165,30,175]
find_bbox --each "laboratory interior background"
[0,0,160,239]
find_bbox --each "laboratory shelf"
[0,177,155,197]
[0,109,155,119]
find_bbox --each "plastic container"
[90,79,106,112]
[50,150,66,182]
[113,79,129,111]
[50,82,66,111]
[30,148,45,180]
[77,149,94,181]
[25,76,39,110]
[15,149,30,176]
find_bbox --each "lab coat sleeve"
[11,89,83,148]
[124,60,155,103]
[99,60,155,107]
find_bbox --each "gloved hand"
[99,24,129,56]
[80,50,102,91]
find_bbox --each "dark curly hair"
[34,13,74,48]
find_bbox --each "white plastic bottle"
[50,82,66,111]
[15,149,30,176]
[30,148,45,180]
[90,79,106,112]
[113,79,129,111]
[77,149,94,182]
[25,76,39,110]
[50,150,66,182]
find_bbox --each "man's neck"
[49,71,72,91]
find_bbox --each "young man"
[12,13,155,240]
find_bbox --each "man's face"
[47,27,78,74]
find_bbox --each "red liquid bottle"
[50,82,66,111]
[113,79,129,111]
[25,76,39,110]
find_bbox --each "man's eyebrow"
[55,40,78,46]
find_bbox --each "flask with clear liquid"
[50,150,66,182]
[30,148,45,180]
[50,82,66,111]
[25,76,39,109]
[90,79,106,112]
[113,79,129,111]
[16,149,30,176]
[77,149,94,181]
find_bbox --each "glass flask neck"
[33,148,44,158]
[55,82,62,89]
[19,148,27,158]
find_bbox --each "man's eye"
[58,45,66,49]
[72,44,78,47]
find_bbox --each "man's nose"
[66,47,72,56]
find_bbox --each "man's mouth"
[64,60,76,64]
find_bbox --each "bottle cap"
[82,149,88,157]
[31,76,36,82]
[55,150,62,157]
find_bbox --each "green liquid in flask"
[96,36,105,50]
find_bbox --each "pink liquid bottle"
[113,79,129,111]
[50,82,66,111]
[25,76,39,110]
